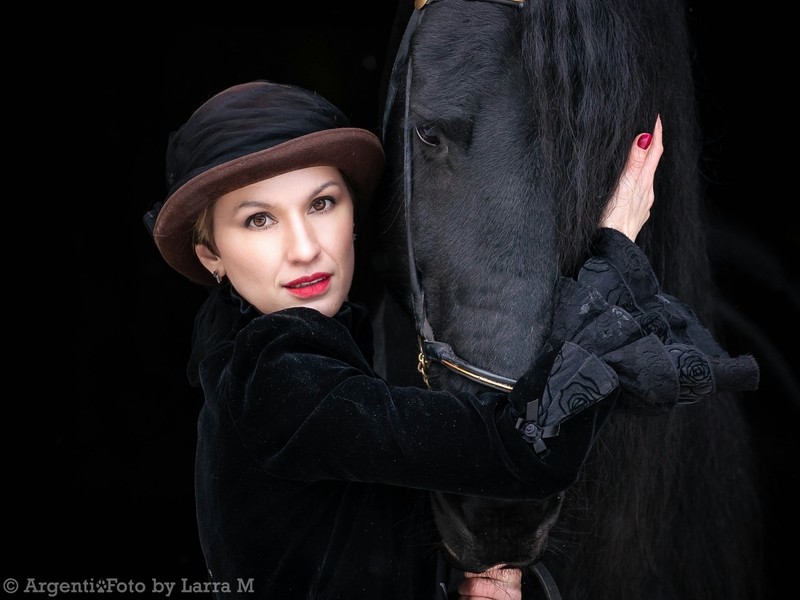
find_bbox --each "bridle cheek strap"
[388,0,524,392]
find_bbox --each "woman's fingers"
[459,566,522,600]
[600,114,664,242]
[640,114,664,188]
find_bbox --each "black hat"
[145,80,384,286]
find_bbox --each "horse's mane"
[515,2,763,597]
[520,1,707,297]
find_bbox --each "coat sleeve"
[199,307,616,500]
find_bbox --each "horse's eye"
[414,124,440,146]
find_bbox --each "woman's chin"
[296,295,346,318]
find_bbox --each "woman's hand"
[459,566,522,600]
[600,115,664,242]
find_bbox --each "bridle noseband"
[383,0,525,393]
[416,0,523,7]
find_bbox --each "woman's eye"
[414,124,440,146]
[310,197,335,213]
[246,213,274,228]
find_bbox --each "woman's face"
[197,166,355,317]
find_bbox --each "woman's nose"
[285,218,321,263]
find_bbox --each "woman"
[144,80,757,599]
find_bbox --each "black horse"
[362,0,764,598]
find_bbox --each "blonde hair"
[193,203,219,256]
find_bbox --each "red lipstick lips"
[285,272,332,299]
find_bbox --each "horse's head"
[372,0,704,574]
[379,0,557,394]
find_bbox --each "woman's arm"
[569,115,759,412]
[208,305,616,499]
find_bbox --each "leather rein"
[382,0,525,393]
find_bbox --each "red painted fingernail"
[637,133,652,149]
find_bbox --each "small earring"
[212,270,222,284]
[353,233,358,242]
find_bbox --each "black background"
[13,1,797,597]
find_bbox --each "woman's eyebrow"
[233,179,342,211]
[310,179,341,196]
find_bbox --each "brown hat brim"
[153,128,384,286]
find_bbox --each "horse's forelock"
[412,2,519,116]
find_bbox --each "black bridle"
[382,0,525,393]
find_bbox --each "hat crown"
[147,80,384,286]
[165,81,350,196]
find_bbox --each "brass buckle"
[416,337,432,389]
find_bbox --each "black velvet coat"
[187,229,758,599]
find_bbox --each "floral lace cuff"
[515,341,618,453]
[514,249,761,451]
